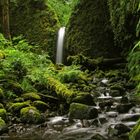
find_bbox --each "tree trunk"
[1,0,11,40]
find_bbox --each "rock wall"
[66,0,121,59]
[10,0,60,59]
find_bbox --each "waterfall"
[56,27,66,64]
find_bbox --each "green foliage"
[129,119,140,140]
[128,41,140,92]
[10,0,60,58]
[57,65,85,83]
[107,0,140,54]
[47,0,79,25]
[0,34,88,103]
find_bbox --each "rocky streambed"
[0,69,139,140]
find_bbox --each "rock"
[110,90,121,97]
[91,134,107,140]
[69,103,98,120]
[129,119,140,140]
[0,88,4,101]
[116,103,134,113]
[33,100,49,112]
[108,123,130,136]
[9,101,30,114]
[0,109,7,120]
[20,106,44,124]
[121,113,140,122]
[72,93,95,106]
[22,92,41,101]
[106,111,118,118]
[0,117,7,135]
[0,103,4,109]
[110,83,125,93]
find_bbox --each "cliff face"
[66,0,121,59]
[10,0,60,59]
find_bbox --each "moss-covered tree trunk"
[1,0,11,40]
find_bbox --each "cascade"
[56,27,66,64]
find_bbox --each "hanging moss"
[107,0,140,55]
[10,0,60,59]
[66,0,120,59]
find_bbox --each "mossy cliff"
[10,0,60,58]
[66,0,120,59]
[107,0,140,55]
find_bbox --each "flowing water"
[56,27,66,64]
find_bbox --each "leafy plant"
[127,40,140,91]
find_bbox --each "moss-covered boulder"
[0,109,7,120]
[33,100,49,112]
[22,92,41,101]
[9,101,30,114]
[66,0,120,59]
[10,0,60,58]
[129,119,140,140]
[69,103,98,120]
[72,93,95,106]
[20,106,44,124]
[0,103,4,109]
[0,117,7,135]
[0,88,4,100]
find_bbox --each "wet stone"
[121,113,140,122]
[116,103,135,113]
[106,111,118,118]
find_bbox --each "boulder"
[69,103,98,120]
[33,100,49,112]
[22,92,41,101]
[0,117,7,135]
[0,109,7,120]
[20,106,44,124]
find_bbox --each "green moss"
[9,101,30,114]
[22,92,41,101]
[69,103,89,120]
[0,103,4,109]
[33,100,49,112]
[129,119,140,140]
[20,106,43,124]
[66,0,120,59]
[10,0,60,59]
[0,50,5,59]
[0,88,4,100]
[0,109,7,120]
[0,117,6,129]
[47,77,74,103]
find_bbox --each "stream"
[0,70,139,140]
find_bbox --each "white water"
[56,27,66,64]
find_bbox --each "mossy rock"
[0,50,5,59]
[20,106,44,124]
[14,97,24,103]
[0,103,4,109]
[22,92,41,101]
[66,0,121,59]
[110,83,125,93]
[72,93,95,106]
[9,101,30,114]
[0,109,7,120]
[4,81,23,96]
[69,103,98,120]
[0,88,4,100]
[129,119,140,140]
[10,0,60,59]
[33,100,49,112]
[0,117,7,135]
